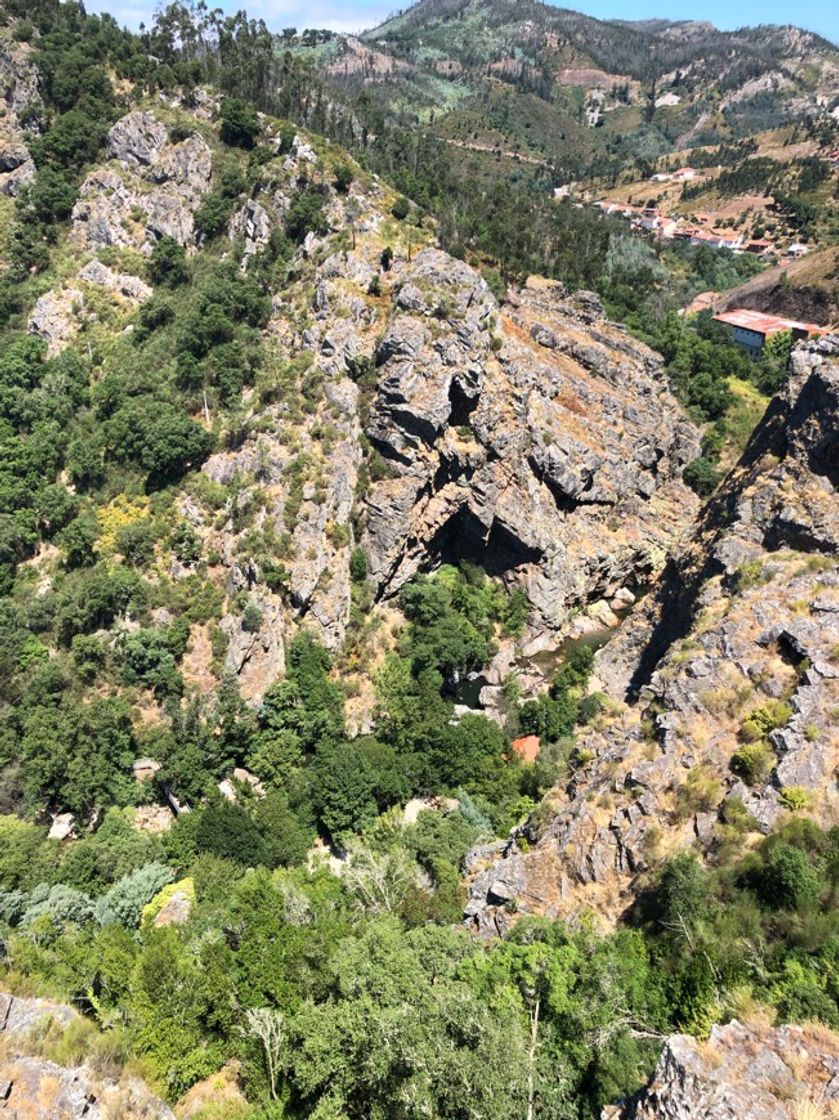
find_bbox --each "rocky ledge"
[0,993,173,1120]
[606,1020,839,1120]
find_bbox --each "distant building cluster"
[594,198,794,256]
[589,152,836,259]
[650,166,697,183]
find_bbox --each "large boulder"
[606,1020,839,1119]
[107,110,168,166]
[28,288,84,357]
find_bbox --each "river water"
[453,594,642,710]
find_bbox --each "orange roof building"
[713,309,829,355]
[511,735,541,764]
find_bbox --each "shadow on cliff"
[624,381,798,698]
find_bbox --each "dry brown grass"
[791,1100,832,1120]
[800,1021,839,1051]
[696,1037,725,1070]
[725,987,777,1031]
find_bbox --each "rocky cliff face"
[196,229,701,700]
[7,93,700,708]
[362,265,699,632]
[467,336,839,934]
[0,993,174,1120]
[199,239,700,700]
[605,1020,839,1120]
[13,101,696,705]
[0,33,38,197]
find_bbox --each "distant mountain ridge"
[296,0,838,176]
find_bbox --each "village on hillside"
[564,129,839,264]
[587,155,834,257]
[554,132,839,345]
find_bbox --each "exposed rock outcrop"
[77,259,152,303]
[27,262,151,355]
[72,110,212,253]
[0,1055,175,1120]
[0,34,39,116]
[606,1020,839,1120]
[363,259,700,632]
[229,197,272,256]
[0,992,78,1036]
[25,98,702,708]
[0,33,38,196]
[27,288,85,356]
[197,242,699,699]
[0,141,34,196]
[467,336,839,934]
[0,993,174,1120]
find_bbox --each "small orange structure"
[512,735,541,764]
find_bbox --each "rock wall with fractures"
[467,336,839,934]
[362,256,700,630]
[17,101,703,706]
[191,237,701,701]
[605,1020,839,1120]
[72,110,213,253]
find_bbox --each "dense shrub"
[220,97,260,149]
[95,863,174,927]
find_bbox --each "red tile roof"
[714,309,828,336]
[511,735,541,764]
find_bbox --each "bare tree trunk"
[527,996,540,1120]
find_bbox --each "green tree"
[196,801,268,866]
[285,188,328,244]
[95,863,173,928]
[757,843,821,911]
[313,742,377,844]
[333,162,354,194]
[148,235,189,287]
[683,456,720,497]
[220,97,260,149]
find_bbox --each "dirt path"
[435,135,551,167]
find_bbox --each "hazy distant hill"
[295,0,839,176]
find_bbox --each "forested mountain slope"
[311,0,839,173]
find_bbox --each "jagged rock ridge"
[467,336,839,934]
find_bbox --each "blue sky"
[88,0,838,44]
